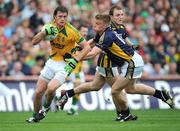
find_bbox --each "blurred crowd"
[0,0,179,79]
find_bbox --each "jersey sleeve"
[122,29,129,39]
[121,25,129,39]
[68,23,85,44]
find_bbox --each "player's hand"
[132,44,139,50]
[71,46,83,54]
[42,23,58,35]
[64,58,78,77]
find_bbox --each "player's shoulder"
[111,22,126,31]
[100,27,114,43]
[119,24,126,29]
[105,27,115,37]
[66,22,80,34]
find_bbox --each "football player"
[26,6,91,123]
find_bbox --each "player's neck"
[54,22,66,29]
[112,20,123,26]
[98,28,107,36]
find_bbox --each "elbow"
[32,39,37,45]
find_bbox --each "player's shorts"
[40,59,66,84]
[69,71,85,83]
[96,52,144,79]
[96,66,120,77]
[120,52,144,79]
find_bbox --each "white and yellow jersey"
[48,22,85,61]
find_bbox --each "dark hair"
[53,6,68,17]
[109,5,123,16]
[95,14,111,25]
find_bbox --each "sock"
[116,110,121,116]
[120,108,130,116]
[72,95,79,105]
[153,89,168,101]
[33,112,38,117]
[67,89,75,97]
[43,101,50,109]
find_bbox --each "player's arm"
[125,37,133,46]
[125,37,139,50]
[74,40,91,62]
[83,46,102,60]
[64,45,101,76]
[32,23,58,45]
[64,40,91,77]
[73,37,100,60]
[32,31,46,45]
[70,27,101,61]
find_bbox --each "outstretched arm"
[83,46,102,60]
[74,40,91,62]
[125,37,133,46]
[32,31,46,45]
[73,38,96,61]
[64,39,92,77]
[125,37,139,50]
[74,38,102,60]
[64,38,101,77]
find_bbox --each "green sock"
[43,101,50,109]
[72,97,78,105]
[33,112,37,117]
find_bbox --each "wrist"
[73,57,78,63]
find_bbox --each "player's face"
[111,9,125,24]
[93,19,106,34]
[54,11,68,27]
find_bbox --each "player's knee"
[111,88,119,96]
[34,89,43,98]
[46,86,56,95]
[125,86,135,94]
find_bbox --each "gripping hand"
[64,58,78,77]
[132,44,139,50]
[42,23,58,35]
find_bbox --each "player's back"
[97,27,134,66]
[97,22,129,68]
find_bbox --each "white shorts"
[120,52,144,79]
[40,59,67,84]
[69,71,85,83]
[96,66,120,77]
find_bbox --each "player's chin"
[58,22,66,26]
[93,28,99,33]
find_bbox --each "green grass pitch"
[0,109,180,131]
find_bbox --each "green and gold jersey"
[49,22,85,61]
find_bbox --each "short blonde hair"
[95,14,111,25]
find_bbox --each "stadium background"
[0,0,180,110]
[0,0,179,77]
[0,0,180,109]
[0,0,180,131]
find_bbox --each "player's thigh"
[91,72,106,90]
[112,76,131,91]
[124,79,137,93]
[106,76,118,87]
[106,76,127,97]
[42,59,66,91]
